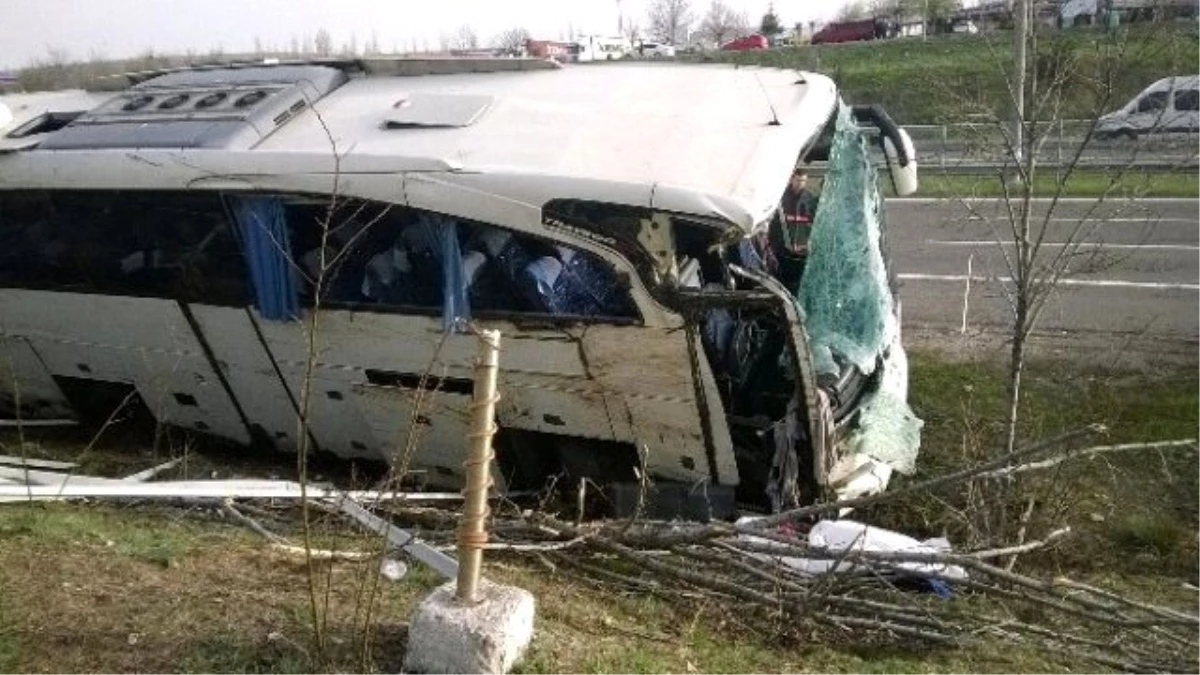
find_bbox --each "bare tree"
[698,0,750,47]
[872,0,962,28]
[648,0,694,44]
[927,16,1197,555]
[493,27,531,53]
[836,1,870,21]
[313,28,333,56]
[624,19,643,44]
[450,25,480,50]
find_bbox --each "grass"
[902,170,1200,198]
[888,347,1199,578]
[0,505,198,567]
[173,633,313,674]
[0,348,1196,672]
[0,598,19,673]
[710,25,1200,123]
[0,502,439,673]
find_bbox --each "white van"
[637,42,677,59]
[0,59,920,516]
[1096,75,1200,138]
[574,36,632,62]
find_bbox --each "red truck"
[811,18,891,45]
[720,34,769,51]
[525,39,573,61]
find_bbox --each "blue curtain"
[231,196,299,321]
[415,213,470,332]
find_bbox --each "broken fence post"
[458,328,501,604]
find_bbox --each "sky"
[0,0,859,70]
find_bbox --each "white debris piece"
[0,479,468,502]
[380,558,408,581]
[0,466,126,487]
[738,518,968,581]
[0,470,460,578]
[0,419,77,428]
[122,458,182,482]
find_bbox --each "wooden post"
[456,328,501,604]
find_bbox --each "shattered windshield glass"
[798,103,897,379]
[796,102,922,480]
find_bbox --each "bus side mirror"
[851,105,919,196]
[883,128,918,197]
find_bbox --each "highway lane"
[882,197,1199,338]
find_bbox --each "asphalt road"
[883,197,1200,339]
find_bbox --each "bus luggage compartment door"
[0,290,251,442]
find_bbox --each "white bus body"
[0,59,920,515]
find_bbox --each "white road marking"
[964,216,1196,223]
[898,273,1199,292]
[1042,217,1198,223]
[893,197,1200,204]
[927,240,1199,252]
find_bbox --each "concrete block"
[404,579,535,674]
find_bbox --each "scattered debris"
[0,461,459,578]
[380,558,409,581]
[0,478,471,502]
[0,466,126,489]
[367,426,1196,673]
[220,498,374,562]
[0,426,1195,673]
[736,517,968,582]
[333,496,458,579]
[122,457,182,482]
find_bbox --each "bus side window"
[243,195,638,322]
[463,222,638,320]
[0,189,249,306]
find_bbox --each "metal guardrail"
[924,159,1200,173]
[901,119,1200,171]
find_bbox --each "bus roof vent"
[383,93,495,128]
[38,65,347,151]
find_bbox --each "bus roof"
[1,62,838,231]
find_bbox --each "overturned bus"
[0,58,922,515]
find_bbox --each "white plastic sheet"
[737,517,968,581]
